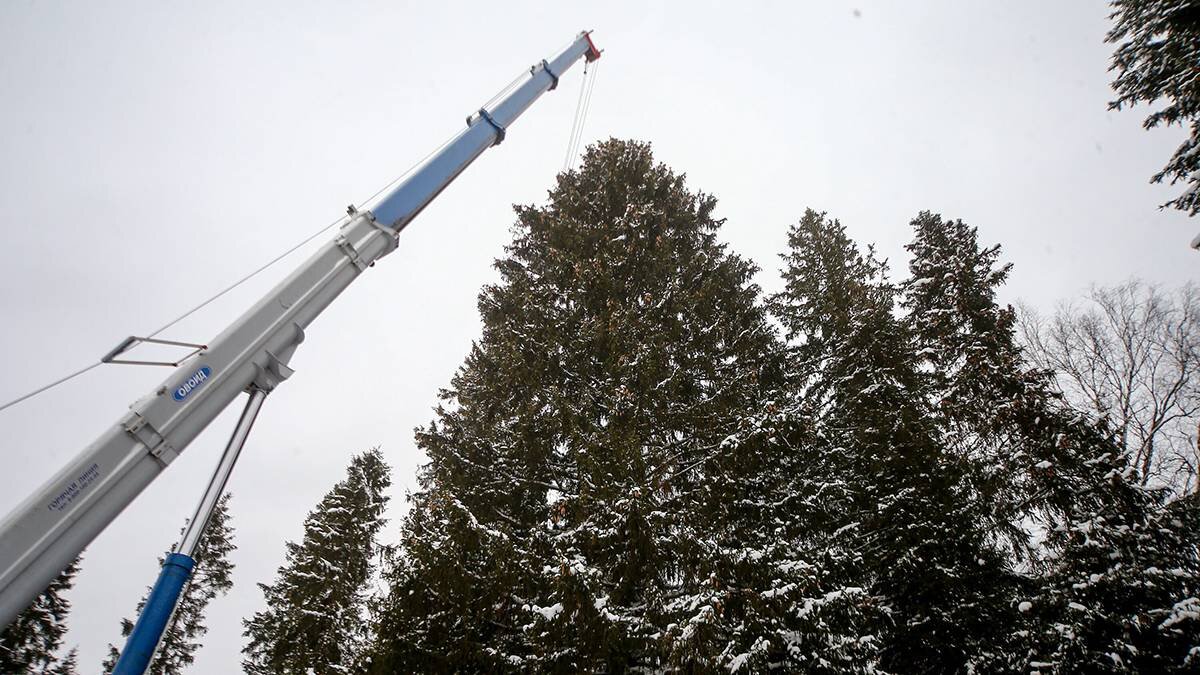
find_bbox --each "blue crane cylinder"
[111,553,194,675]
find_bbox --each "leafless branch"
[1019,280,1200,494]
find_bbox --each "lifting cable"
[563,57,600,172]
[563,62,589,170]
[0,56,556,415]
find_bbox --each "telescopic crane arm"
[0,30,601,629]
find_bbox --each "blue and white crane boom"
[0,30,601,631]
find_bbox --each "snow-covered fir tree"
[1107,0,1200,214]
[367,139,863,672]
[770,210,1012,672]
[0,557,80,674]
[901,211,1054,568]
[902,211,1200,671]
[102,492,236,675]
[242,448,390,675]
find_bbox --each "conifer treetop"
[242,448,391,675]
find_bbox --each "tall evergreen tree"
[242,448,390,675]
[0,558,80,674]
[368,140,854,672]
[902,211,1200,671]
[770,210,1016,672]
[103,492,236,675]
[902,211,1047,560]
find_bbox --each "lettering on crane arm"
[47,463,101,512]
[173,366,213,402]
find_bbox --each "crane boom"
[0,30,601,629]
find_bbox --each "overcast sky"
[0,1,1195,672]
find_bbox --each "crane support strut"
[112,388,267,674]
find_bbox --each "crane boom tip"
[583,31,602,61]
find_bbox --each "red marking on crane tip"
[585,33,601,61]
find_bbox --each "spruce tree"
[0,557,80,674]
[901,212,1051,560]
[902,211,1200,671]
[102,492,236,675]
[900,211,1093,669]
[242,448,390,675]
[770,210,1015,673]
[369,139,839,672]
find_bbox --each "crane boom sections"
[0,31,601,629]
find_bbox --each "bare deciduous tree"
[1020,280,1200,493]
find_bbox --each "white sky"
[0,1,1195,672]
